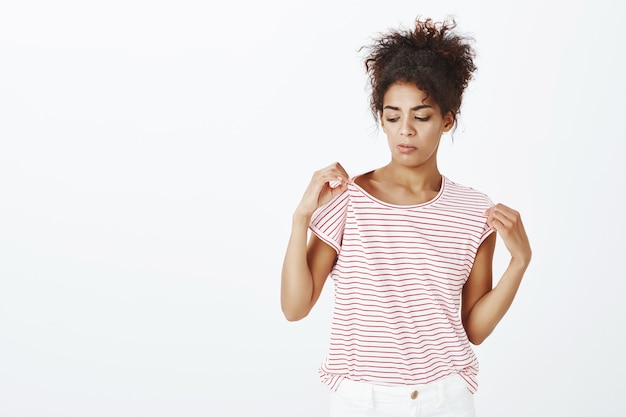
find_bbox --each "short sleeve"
[478,195,495,245]
[309,190,349,253]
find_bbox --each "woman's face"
[380,81,454,170]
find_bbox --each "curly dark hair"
[363,17,476,125]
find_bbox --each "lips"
[398,144,416,153]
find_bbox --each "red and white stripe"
[309,176,494,393]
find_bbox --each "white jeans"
[329,374,476,417]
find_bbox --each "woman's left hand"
[484,203,532,265]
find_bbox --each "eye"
[415,115,431,121]
[385,117,400,123]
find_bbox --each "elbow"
[281,305,309,322]
[463,321,487,345]
[466,328,491,346]
[284,313,306,322]
[468,334,486,346]
[463,313,494,346]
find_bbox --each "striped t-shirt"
[309,175,494,393]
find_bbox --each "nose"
[400,119,415,136]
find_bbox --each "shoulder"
[311,185,352,226]
[441,177,494,239]
[442,176,494,210]
[351,170,374,189]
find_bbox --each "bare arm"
[462,204,532,345]
[280,163,349,321]
[281,225,337,321]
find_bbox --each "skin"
[358,81,454,205]
[281,81,532,345]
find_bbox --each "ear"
[442,112,455,132]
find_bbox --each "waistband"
[335,373,468,403]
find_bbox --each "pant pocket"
[443,384,476,417]
[329,389,374,417]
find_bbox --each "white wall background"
[1,0,625,416]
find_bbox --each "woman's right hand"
[295,162,350,217]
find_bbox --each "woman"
[281,17,531,417]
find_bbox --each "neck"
[379,162,442,191]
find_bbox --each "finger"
[325,162,350,187]
[322,174,348,189]
[496,204,521,220]
[329,162,349,180]
[313,165,345,185]
[328,179,343,188]
[486,204,521,228]
[334,162,350,178]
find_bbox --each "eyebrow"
[383,105,432,111]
